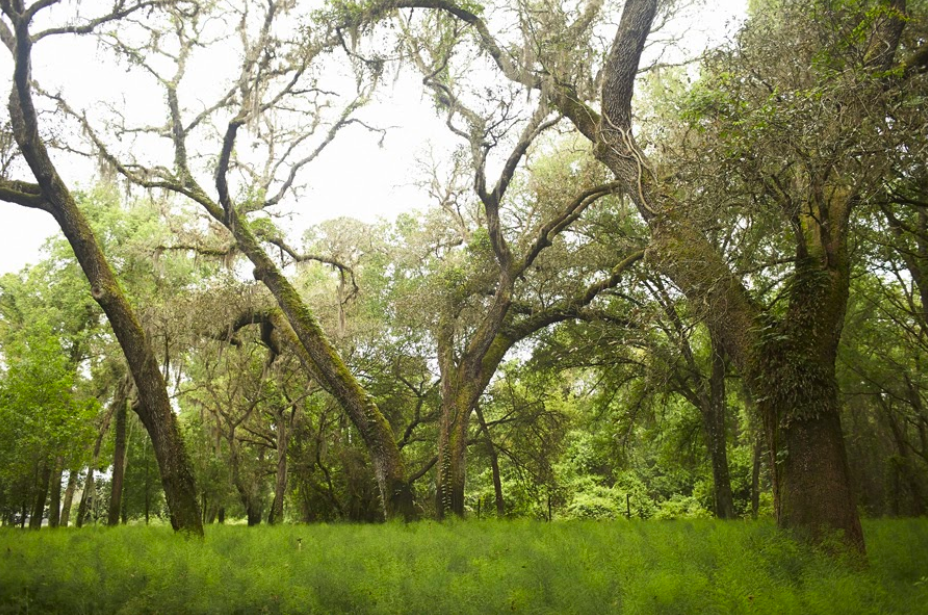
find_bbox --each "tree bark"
[59,468,79,528]
[436,389,473,518]
[703,342,735,519]
[1,8,202,535]
[108,394,129,526]
[47,458,63,528]
[28,460,52,530]
[76,465,94,528]
[751,438,763,519]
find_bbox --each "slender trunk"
[475,405,504,517]
[269,408,291,525]
[29,460,52,530]
[108,396,129,526]
[76,466,94,528]
[48,458,63,528]
[703,342,735,519]
[751,437,763,519]
[60,468,78,527]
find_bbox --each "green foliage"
[0,519,926,614]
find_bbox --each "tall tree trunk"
[29,460,52,530]
[108,395,129,526]
[76,465,94,528]
[59,468,79,528]
[3,12,202,535]
[47,457,63,528]
[268,407,291,525]
[703,342,735,519]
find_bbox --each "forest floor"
[0,518,926,614]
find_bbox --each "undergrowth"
[1,518,926,614]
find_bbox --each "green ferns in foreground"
[1,519,926,614]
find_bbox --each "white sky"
[0,0,747,276]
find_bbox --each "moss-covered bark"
[218,206,415,521]
[2,9,203,535]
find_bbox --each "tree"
[0,1,203,534]
[346,0,928,550]
[62,0,418,521]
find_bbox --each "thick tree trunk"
[436,393,471,519]
[59,468,78,528]
[703,344,735,519]
[29,461,52,530]
[108,396,129,526]
[5,15,202,535]
[246,504,263,527]
[776,407,864,550]
[48,458,63,528]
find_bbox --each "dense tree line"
[0,0,925,557]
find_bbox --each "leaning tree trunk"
[75,465,94,528]
[59,468,79,528]
[4,13,202,535]
[108,396,129,526]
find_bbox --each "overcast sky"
[0,1,747,276]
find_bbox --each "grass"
[1,518,926,614]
